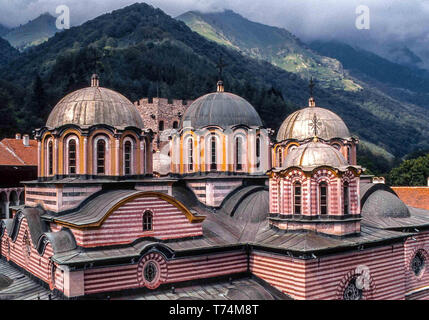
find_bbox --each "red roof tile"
[392,187,429,211]
[0,138,37,166]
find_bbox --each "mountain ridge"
[3,13,58,51]
[0,3,427,174]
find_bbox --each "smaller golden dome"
[277,106,350,142]
[283,141,348,168]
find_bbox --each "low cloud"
[2,0,428,64]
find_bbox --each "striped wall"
[250,244,406,300]
[60,186,102,211]
[269,168,361,236]
[404,231,429,295]
[82,250,247,296]
[0,217,63,292]
[186,180,242,207]
[25,185,101,212]
[135,184,172,196]
[70,196,203,247]
[304,244,405,300]
[250,250,306,299]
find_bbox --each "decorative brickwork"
[134,98,192,151]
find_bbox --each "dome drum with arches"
[34,75,152,180]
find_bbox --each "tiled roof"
[392,187,429,211]
[0,138,37,166]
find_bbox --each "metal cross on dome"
[309,77,315,97]
[309,113,322,137]
[216,55,228,81]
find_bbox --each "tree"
[388,154,429,186]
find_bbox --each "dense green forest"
[388,154,429,186]
[0,3,428,177]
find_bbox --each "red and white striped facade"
[82,250,247,296]
[0,216,64,293]
[60,195,204,248]
[4,185,429,299]
[404,231,429,299]
[250,244,406,300]
[25,185,102,213]
[269,166,361,236]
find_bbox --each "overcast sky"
[1,0,429,59]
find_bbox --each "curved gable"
[48,191,206,248]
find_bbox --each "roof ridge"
[0,141,25,165]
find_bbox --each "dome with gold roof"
[283,140,349,168]
[46,74,144,129]
[276,98,350,142]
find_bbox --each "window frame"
[143,210,153,231]
[123,138,135,176]
[343,181,350,215]
[235,136,243,171]
[188,137,193,172]
[210,135,217,171]
[319,182,328,215]
[293,181,302,215]
[65,136,79,175]
[96,139,106,175]
[47,139,54,176]
[256,135,261,169]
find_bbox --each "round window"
[343,277,363,300]
[411,251,425,277]
[144,262,158,283]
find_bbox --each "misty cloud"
[1,0,428,66]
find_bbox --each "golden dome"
[277,105,350,142]
[46,75,144,129]
[283,141,348,168]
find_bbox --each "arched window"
[294,182,301,215]
[319,182,328,215]
[343,277,363,300]
[256,136,261,169]
[143,211,153,231]
[124,141,132,175]
[235,137,242,171]
[210,136,217,171]
[412,251,426,276]
[96,140,106,174]
[173,121,178,129]
[277,148,283,167]
[48,141,53,175]
[343,182,349,214]
[188,138,193,171]
[347,146,351,163]
[68,139,77,175]
[159,121,164,131]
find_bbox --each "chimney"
[23,134,30,147]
